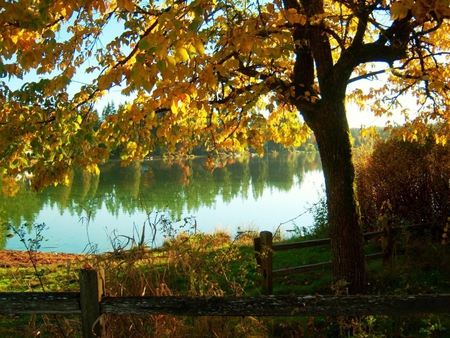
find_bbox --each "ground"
[0,250,87,268]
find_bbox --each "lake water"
[1,152,324,253]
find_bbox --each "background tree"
[101,101,117,123]
[1,0,450,293]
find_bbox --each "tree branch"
[348,69,388,84]
[114,16,161,69]
[352,43,407,66]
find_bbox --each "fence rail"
[1,272,450,338]
[0,292,80,314]
[271,252,384,278]
[100,294,450,317]
[254,218,395,293]
[2,289,450,319]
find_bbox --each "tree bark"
[302,99,366,295]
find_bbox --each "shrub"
[356,133,450,236]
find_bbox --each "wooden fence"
[1,268,450,337]
[253,216,395,293]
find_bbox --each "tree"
[1,0,450,294]
[101,101,117,122]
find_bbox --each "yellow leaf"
[118,0,134,12]
[171,100,179,115]
[390,2,409,20]
[11,34,20,45]
[167,55,176,66]
[285,9,307,24]
[98,73,112,90]
[188,44,196,55]
[175,47,189,62]
[123,0,135,12]
[127,141,138,151]
[193,40,205,55]
[187,86,197,98]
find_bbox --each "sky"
[346,103,407,128]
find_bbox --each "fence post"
[80,268,105,338]
[381,216,395,266]
[260,231,273,294]
[253,236,261,269]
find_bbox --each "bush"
[356,133,450,235]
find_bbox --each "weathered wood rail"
[100,294,450,317]
[3,292,450,317]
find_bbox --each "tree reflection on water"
[0,152,322,252]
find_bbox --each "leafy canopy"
[1,0,450,188]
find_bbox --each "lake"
[0,152,324,253]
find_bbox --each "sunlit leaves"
[284,8,307,25]
[267,104,310,148]
[117,0,135,12]
[2,0,450,189]
[193,39,205,55]
[98,67,127,91]
[171,94,191,115]
[1,177,20,197]
[175,46,190,62]
[391,0,450,21]
[390,1,411,20]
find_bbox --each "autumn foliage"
[356,133,450,233]
[0,0,449,187]
[3,0,450,294]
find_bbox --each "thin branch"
[113,17,161,68]
[348,69,388,84]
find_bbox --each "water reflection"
[0,152,322,252]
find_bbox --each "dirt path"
[0,250,88,268]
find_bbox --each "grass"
[1,226,450,337]
[0,264,81,293]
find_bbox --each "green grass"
[0,264,82,292]
[2,230,450,337]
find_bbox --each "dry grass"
[86,229,265,337]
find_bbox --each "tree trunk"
[302,99,366,295]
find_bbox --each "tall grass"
[92,216,265,337]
